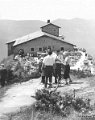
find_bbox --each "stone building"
[6,20,75,56]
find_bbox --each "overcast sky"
[0,0,95,21]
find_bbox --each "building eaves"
[13,30,74,47]
[6,40,15,44]
[44,32,75,46]
[13,31,44,46]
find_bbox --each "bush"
[4,59,40,85]
[70,70,92,78]
[34,89,91,117]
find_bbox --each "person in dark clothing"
[64,57,72,85]
[54,50,62,84]
[43,51,55,88]
[0,64,7,87]
[45,66,53,87]
[55,63,61,84]
[6,68,13,85]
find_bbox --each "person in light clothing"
[39,58,45,84]
[43,51,55,88]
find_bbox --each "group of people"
[0,48,72,88]
[39,48,72,88]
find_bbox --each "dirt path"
[0,76,95,119]
[0,78,44,118]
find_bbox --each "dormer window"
[40,21,60,37]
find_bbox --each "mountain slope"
[53,18,95,55]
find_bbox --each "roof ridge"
[7,30,74,46]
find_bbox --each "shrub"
[35,89,61,114]
[34,89,92,117]
[70,70,92,78]
[4,59,40,85]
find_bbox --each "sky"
[0,0,95,21]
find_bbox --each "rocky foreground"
[0,75,95,120]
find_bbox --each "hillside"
[1,18,95,61]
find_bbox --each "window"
[61,47,64,51]
[31,48,34,51]
[39,48,42,51]
[48,46,51,49]
[52,46,54,49]
[43,47,47,51]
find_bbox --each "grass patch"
[4,105,35,120]
[5,105,80,120]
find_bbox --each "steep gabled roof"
[13,31,44,46]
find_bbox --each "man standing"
[43,51,55,88]
[0,64,7,87]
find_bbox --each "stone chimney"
[47,19,50,23]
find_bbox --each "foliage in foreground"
[34,89,92,117]
[70,70,92,78]
[4,64,39,85]
[2,60,40,85]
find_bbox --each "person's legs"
[69,75,72,83]
[41,68,46,84]
[58,72,61,84]
[45,76,48,88]
[69,74,72,82]
[44,66,53,88]
[65,78,68,85]
[53,67,55,77]
[49,76,52,87]
[45,66,50,88]
[55,69,58,84]
[44,66,47,88]
[48,66,53,87]
[58,64,61,83]
[41,76,45,84]
[1,78,5,87]
[65,74,72,84]
[55,64,60,84]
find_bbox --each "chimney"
[47,19,50,23]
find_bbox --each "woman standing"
[64,57,72,85]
